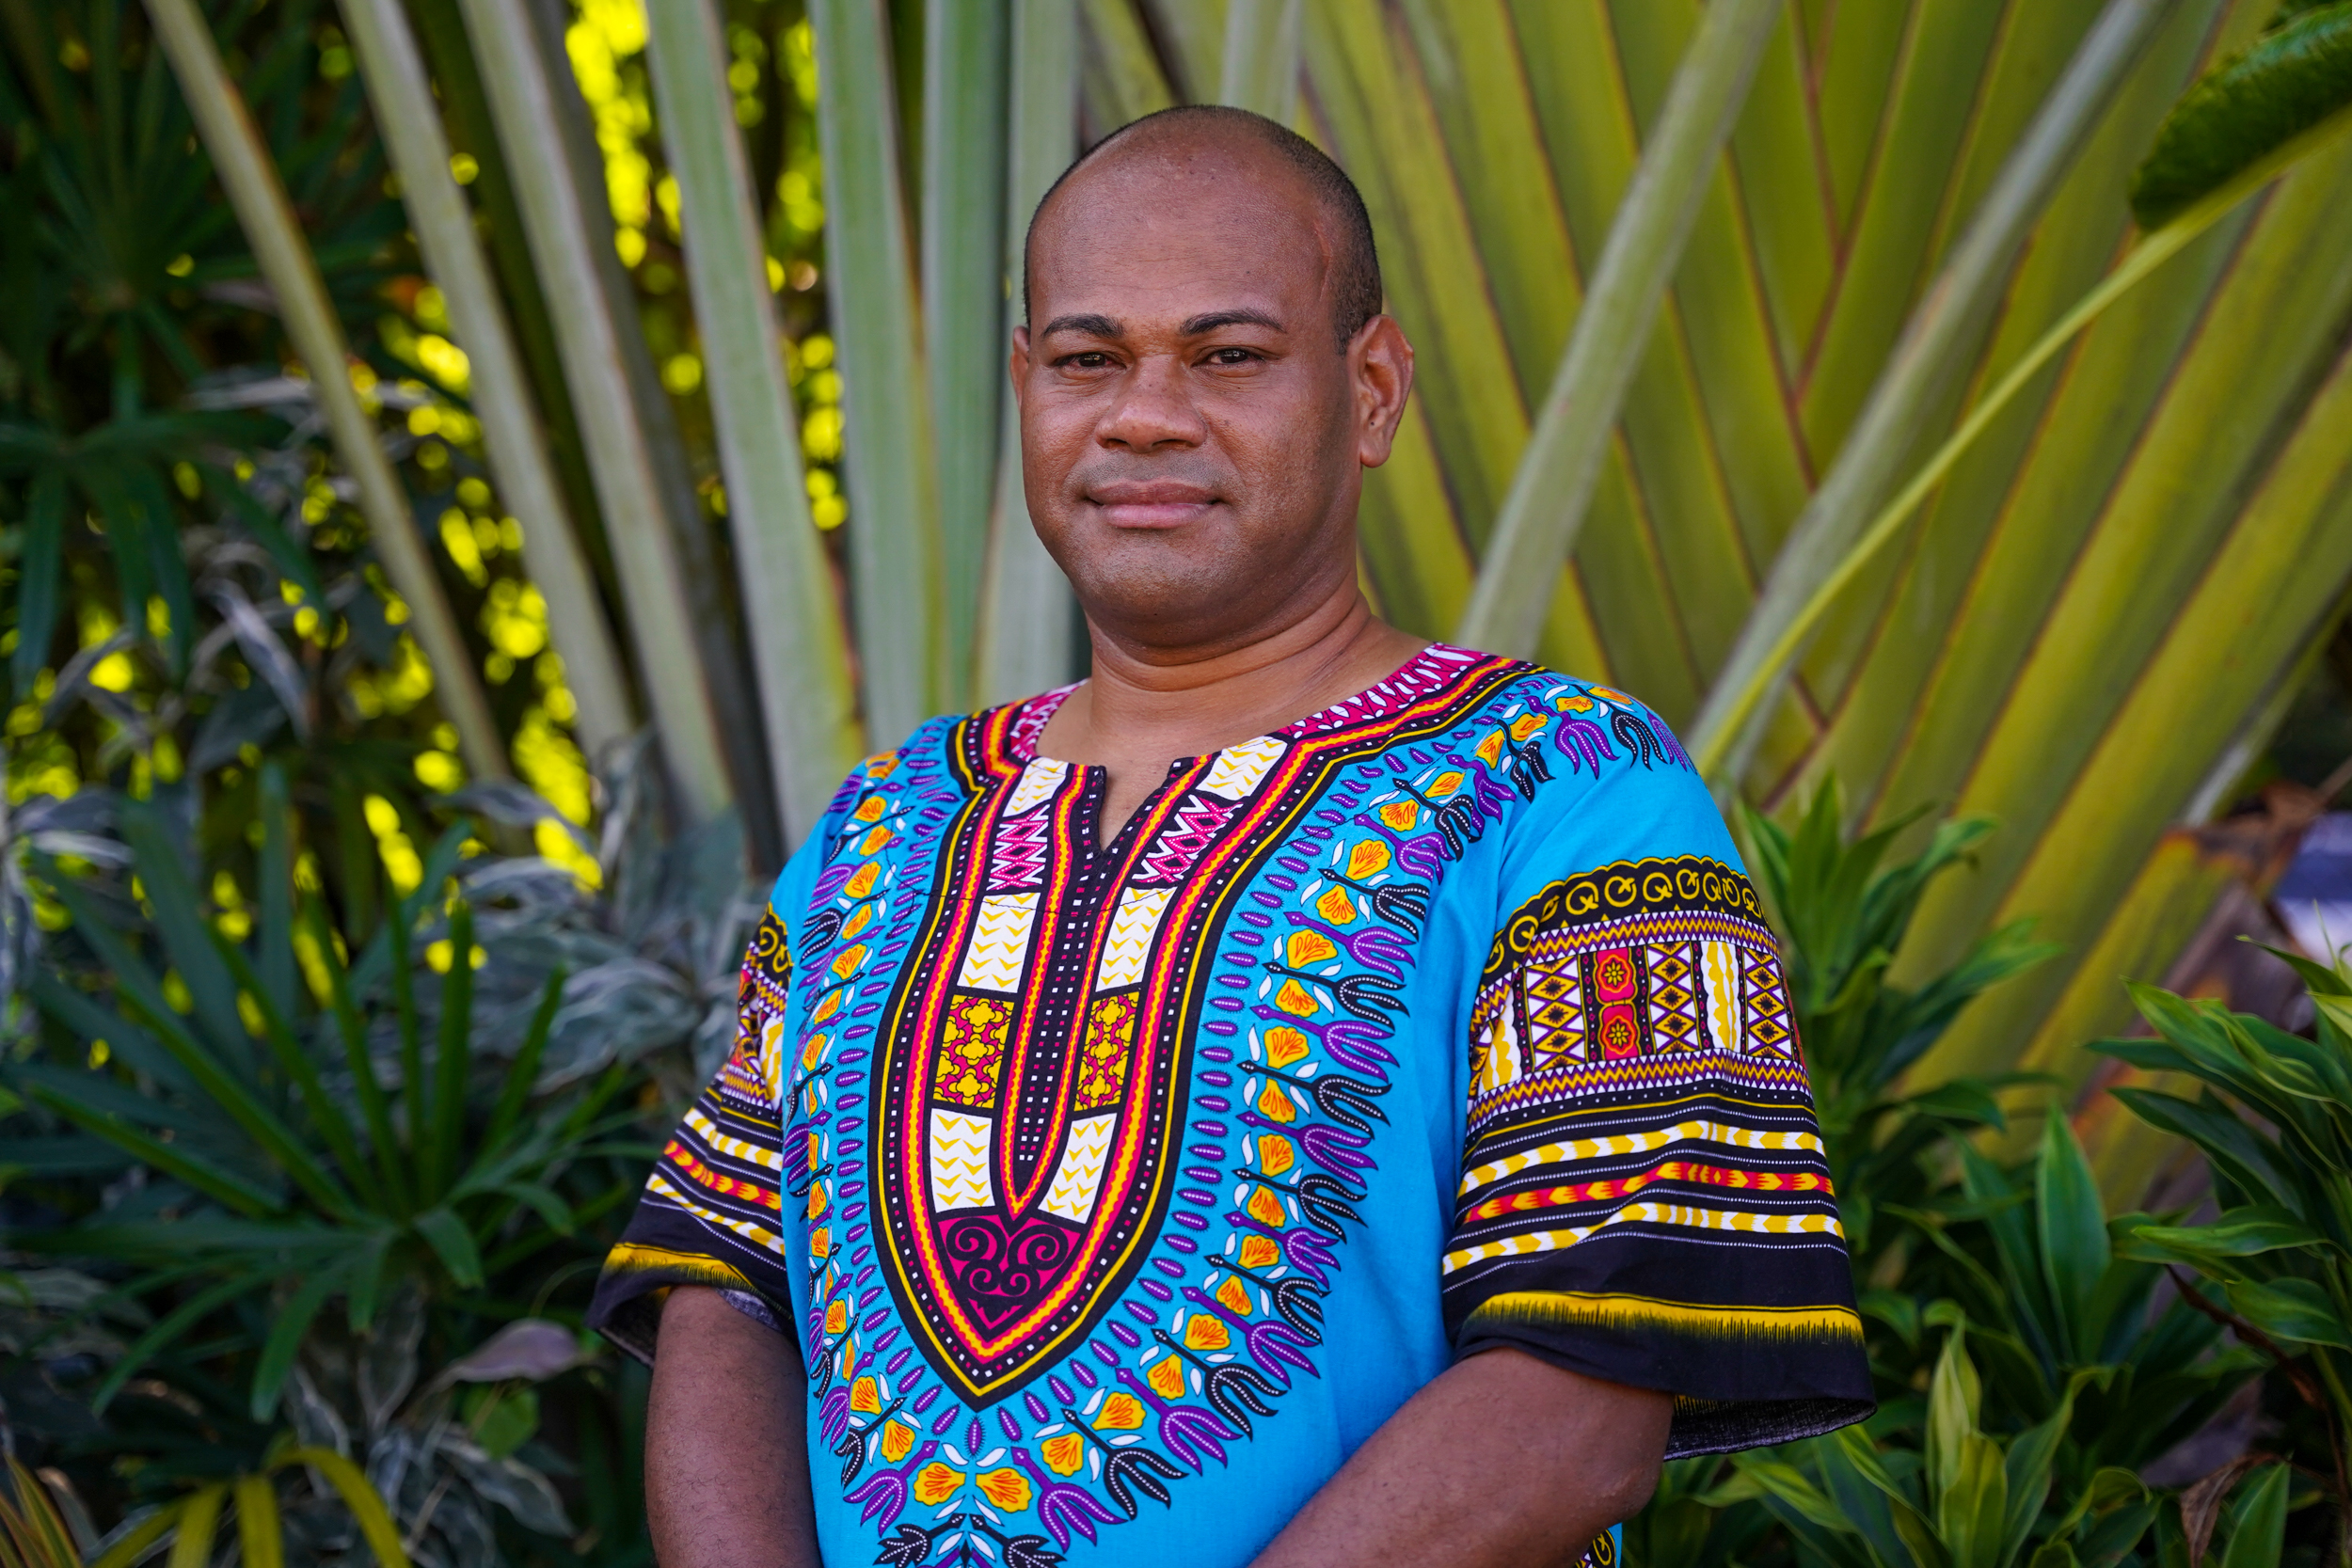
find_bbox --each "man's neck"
[1035,581,1428,844]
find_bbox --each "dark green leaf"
[9,467,65,700]
[414,1206,485,1289]
[2130,4,2352,228]
[249,1265,346,1420]
[2223,1276,2352,1349]
[2038,1113,2109,1360]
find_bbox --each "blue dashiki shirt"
[588,644,1871,1568]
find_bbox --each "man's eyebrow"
[1038,313,1121,338]
[1182,309,1284,335]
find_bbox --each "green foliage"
[1740,781,2056,1261]
[2130,1,2352,228]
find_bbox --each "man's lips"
[1085,481,1219,529]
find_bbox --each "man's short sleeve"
[587,908,799,1363]
[1441,702,1872,1458]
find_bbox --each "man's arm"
[645,1286,819,1568]
[1249,1347,1672,1568]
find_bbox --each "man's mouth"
[1085,481,1219,530]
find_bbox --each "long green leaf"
[139,0,508,783]
[248,1264,346,1420]
[414,1205,485,1289]
[642,0,864,843]
[453,0,737,823]
[977,0,1081,706]
[809,0,947,745]
[1218,0,1302,119]
[480,965,564,1156]
[25,1085,282,1217]
[208,926,373,1212]
[427,900,474,1201]
[88,1273,266,1413]
[8,467,63,699]
[232,1475,282,1568]
[256,762,295,1022]
[166,1487,224,1568]
[335,0,635,763]
[923,0,1010,700]
[1455,0,1782,659]
[307,898,407,1215]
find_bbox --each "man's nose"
[1094,354,1206,451]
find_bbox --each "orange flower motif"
[1216,1275,1252,1316]
[881,1421,915,1464]
[809,1227,831,1260]
[1147,1354,1186,1399]
[1377,800,1419,832]
[1275,980,1319,1018]
[1430,769,1465,797]
[977,1468,1032,1512]
[1257,1133,1295,1176]
[844,862,881,899]
[852,794,889,822]
[801,1032,829,1069]
[864,755,898,781]
[812,991,842,1024]
[1041,1433,1086,1475]
[858,826,894,856]
[1314,886,1358,925]
[850,1376,880,1414]
[1510,713,1547,741]
[1238,1234,1282,1270]
[1346,840,1391,879]
[823,1297,849,1335]
[841,904,874,940]
[913,1463,965,1506]
[806,1182,829,1220]
[829,943,868,980]
[1247,1185,1288,1227]
[1264,1028,1311,1069]
[1257,1081,1297,1124]
[1285,930,1338,967]
[1184,1313,1231,1351]
[1476,730,1505,766]
[1093,1392,1145,1431]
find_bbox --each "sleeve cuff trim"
[1467,1290,1863,1345]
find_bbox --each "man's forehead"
[1029,145,1331,326]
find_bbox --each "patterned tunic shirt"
[589,645,1871,1568]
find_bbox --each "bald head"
[1024,105,1384,350]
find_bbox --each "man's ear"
[1352,314,1415,469]
[1009,325,1032,408]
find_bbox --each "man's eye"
[1207,348,1259,366]
[1063,352,1113,370]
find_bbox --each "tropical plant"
[2097,948,2352,1562]
[1738,780,2056,1263]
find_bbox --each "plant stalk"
[643,0,865,844]
[141,0,510,782]
[335,0,636,767]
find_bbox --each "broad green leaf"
[1927,1322,1982,1500]
[2132,7,2352,226]
[1939,1431,2007,1568]
[1726,1455,1852,1533]
[87,1506,180,1568]
[2130,1207,2327,1257]
[414,1206,485,1289]
[2038,1112,2110,1359]
[2217,1463,2289,1568]
[2223,1275,2352,1349]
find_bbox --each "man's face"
[1012,140,1405,651]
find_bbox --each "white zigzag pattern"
[1095,886,1172,990]
[685,1104,785,1170]
[929,1109,996,1212]
[1042,1113,1118,1224]
[956,892,1040,992]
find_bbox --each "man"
[589,105,1871,1568]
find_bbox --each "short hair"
[1023,104,1385,351]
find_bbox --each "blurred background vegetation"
[2,0,2352,1564]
